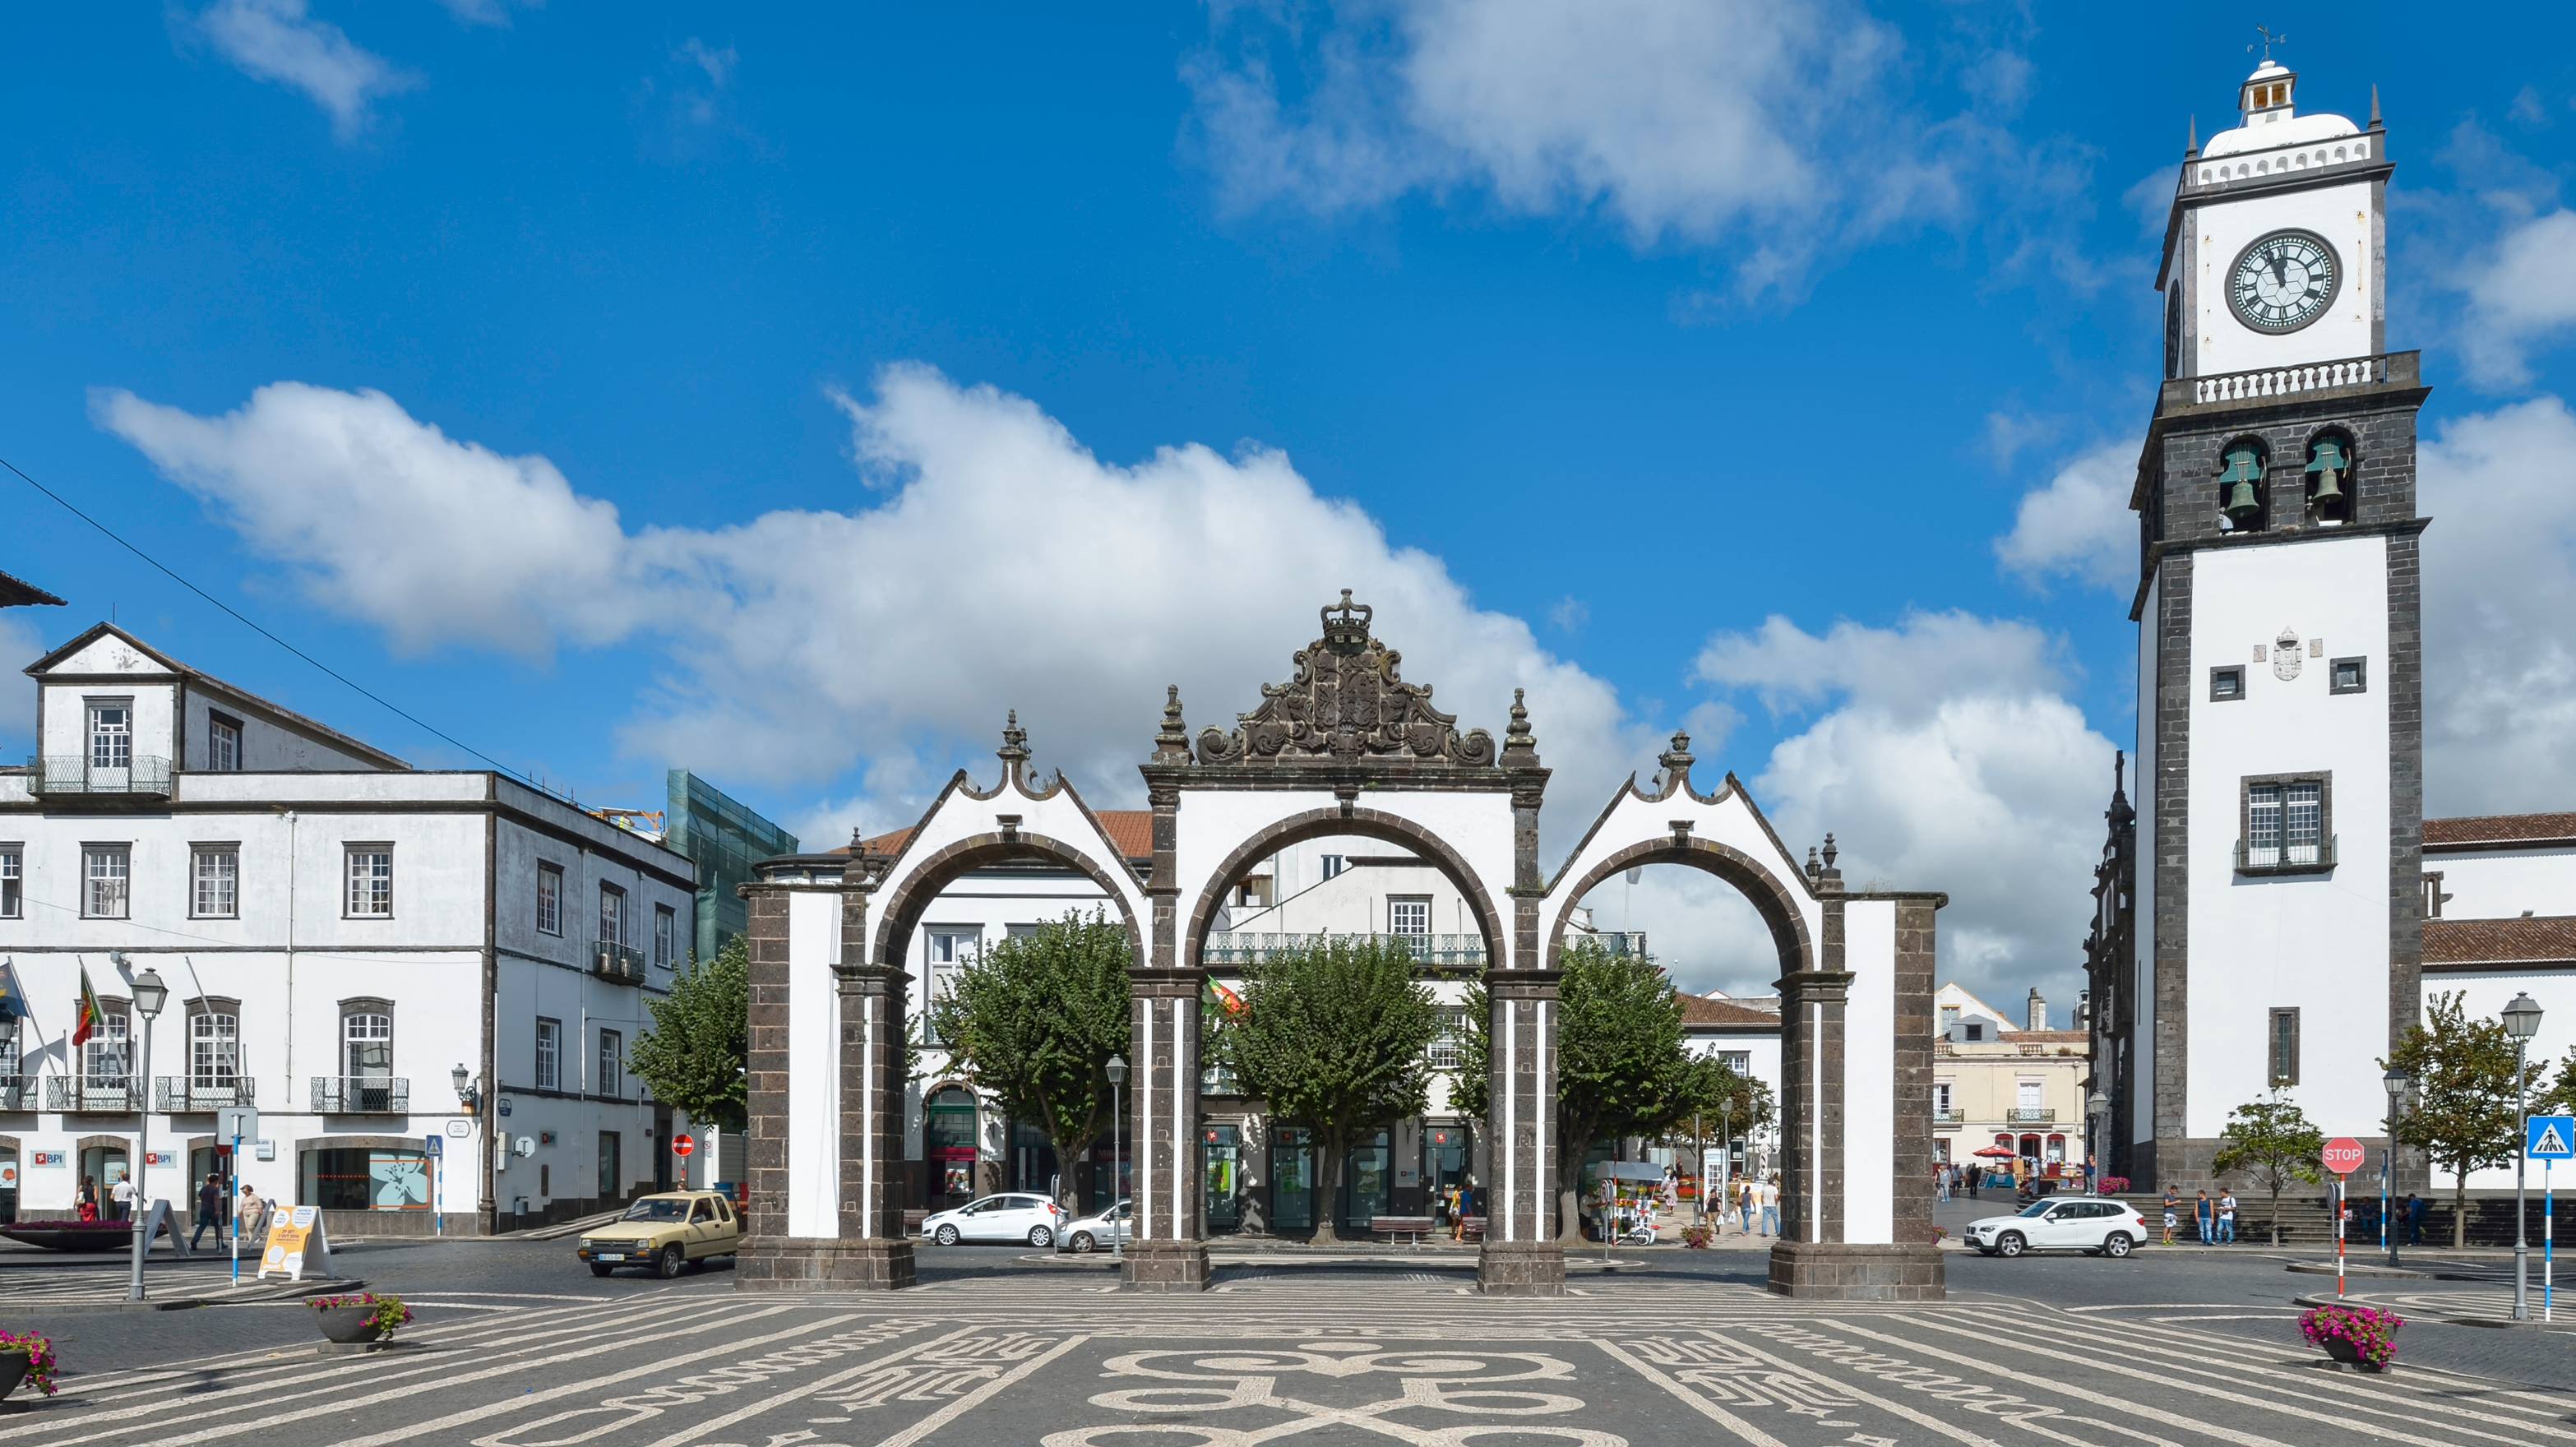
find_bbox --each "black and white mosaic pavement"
[11,1266,2575,1447]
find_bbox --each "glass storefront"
[1269,1127,1314,1232]
[1201,1125,1242,1231]
[300,1146,429,1211]
[926,1088,978,1204]
[1423,1123,1470,1209]
[1339,1130,1390,1232]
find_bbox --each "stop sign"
[2321,1137,2366,1176]
[673,1133,695,1158]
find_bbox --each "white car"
[921,1193,1066,1247]
[1963,1197,2148,1258]
[1061,1199,1131,1253]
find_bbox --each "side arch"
[1545,837,1814,977]
[871,830,1149,973]
[1182,806,1510,971]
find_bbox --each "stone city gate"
[737,594,1945,1299]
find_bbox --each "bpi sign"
[2321,1138,2367,1177]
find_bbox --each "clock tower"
[2117,55,2426,1187]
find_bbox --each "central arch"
[871,830,1149,973]
[1182,805,1510,973]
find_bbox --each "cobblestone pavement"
[6,1245,2575,1447]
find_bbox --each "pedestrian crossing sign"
[2531,1114,2576,1162]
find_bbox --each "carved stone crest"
[2272,626,2302,682]
[1196,591,1498,768]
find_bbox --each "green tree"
[927,910,1132,1212]
[631,936,751,1134]
[1214,936,1441,1243]
[2383,991,2548,1248]
[1448,940,1705,1243]
[2540,1046,2576,1118]
[2210,1089,2324,1246]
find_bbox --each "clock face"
[2229,230,2340,334]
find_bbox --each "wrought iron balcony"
[0,1075,29,1111]
[2006,1107,2057,1125]
[29,755,173,798]
[2235,834,2337,875]
[1933,1110,1966,1127]
[1591,930,1650,959]
[591,940,647,983]
[46,1076,141,1112]
[312,1075,409,1113]
[1200,932,1486,968]
[155,1077,256,1112]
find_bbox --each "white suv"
[1963,1197,2148,1258]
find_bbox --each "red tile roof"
[2424,914,2576,967]
[1681,995,1783,1027]
[2424,813,2576,848]
[849,808,1154,864]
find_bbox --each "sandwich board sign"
[2532,1115,2576,1162]
[257,1205,332,1282]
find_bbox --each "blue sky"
[8,2,2576,1002]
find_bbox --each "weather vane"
[2249,25,2288,62]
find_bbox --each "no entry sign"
[673,1133,695,1158]
[2321,1137,2366,1176]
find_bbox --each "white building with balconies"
[0,623,696,1235]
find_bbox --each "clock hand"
[2272,257,2287,289]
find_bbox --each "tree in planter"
[2384,991,2548,1249]
[1212,936,1441,1244]
[2210,1089,2324,1246]
[927,910,1132,1213]
[1449,940,1703,1244]
[631,937,752,1136]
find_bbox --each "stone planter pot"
[0,1352,28,1402]
[2321,1338,2386,1372]
[313,1306,391,1346]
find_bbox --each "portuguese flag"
[72,965,101,1048]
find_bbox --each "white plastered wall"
[784,888,843,1237]
[1841,898,1896,1245]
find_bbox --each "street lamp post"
[1105,1055,1127,1262]
[2503,992,2544,1321]
[127,967,168,1303]
[2382,1066,2412,1269]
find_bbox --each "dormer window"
[2305,433,2353,523]
[2218,441,2267,532]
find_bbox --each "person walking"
[1738,1178,1755,1234]
[1935,1164,1950,1204]
[2403,1191,2426,1246]
[2216,1190,2238,1246]
[76,1176,100,1224]
[2194,1190,2214,1246]
[238,1182,270,1244]
[190,1172,225,1251]
[1760,1177,1782,1237]
[2160,1184,2181,1246]
[109,1168,136,1222]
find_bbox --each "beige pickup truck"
[575,1190,742,1278]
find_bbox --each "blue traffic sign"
[2530,1114,2576,1162]
[424,1134,444,1160]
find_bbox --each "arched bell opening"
[2304,427,2357,525]
[2216,436,2270,534]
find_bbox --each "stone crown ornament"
[1196,590,1498,768]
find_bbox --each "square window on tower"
[2210,666,2246,702]
[2330,658,2367,695]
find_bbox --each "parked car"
[1963,1196,2148,1259]
[576,1190,743,1278]
[921,1193,1066,1247]
[1062,1199,1131,1253]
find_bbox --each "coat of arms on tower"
[1196,591,1498,767]
[2273,626,2303,681]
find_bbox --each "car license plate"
[596,1252,625,1261]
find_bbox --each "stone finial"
[850,825,866,851]
[1656,728,1695,797]
[2185,113,2198,155]
[1805,846,1821,881]
[2111,749,2129,803]
[997,710,1032,786]
[2369,84,2381,127]
[1153,684,1191,765]
[1821,833,1838,871]
[1501,687,1541,765]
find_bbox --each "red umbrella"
[1972,1145,2019,1158]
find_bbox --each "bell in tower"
[2217,441,2266,530]
[2305,435,2350,521]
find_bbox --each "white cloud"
[1548,595,1588,634]
[1693,608,2069,721]
[99,368,1661,847]
[0,614,55,755]
[2453,210,2576,388]
[2421,395,2576,814]
[677,37,738,89]
[1183,0,1985,294]
[192,0,417,139]
[1676,610,2117,1007]
[1993,441,2137,592]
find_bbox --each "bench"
[1370,1215,1436,1244]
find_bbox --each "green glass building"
[666,770,800,965]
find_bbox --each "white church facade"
[2086,58,2575,1194]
